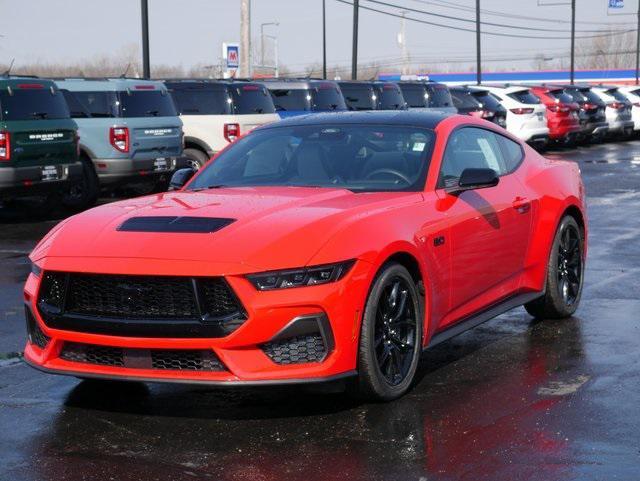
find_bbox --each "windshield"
[581,89,605,106]
[471,90,502,110]
[451,90,482,110]
[119,90,177,117]
[64,91,118,118]
[607,89,630,104]
[376,84,406,110]
[399,85,428,108]
[169,88,232,115]
[311,85,347,111]
[230,85,276,114]
[187,124,435,193]
[547,90,575,104]
[0,88,70,121]
[341,84,377,111]
[270,89,311,111]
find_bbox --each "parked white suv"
[481,85,549,148]
[164,80,279,169]
[615,85,640,132]
[590,85,634,137]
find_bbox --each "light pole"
[322,0,327,79]
[351,0,359,80]
[261,22,279,67]
[570,0,576,84]
[141,0,150,79]
[476,0,481,85]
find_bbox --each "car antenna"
[1,58,15,77]
[120,63,131,78]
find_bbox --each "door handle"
[512,196,531,214]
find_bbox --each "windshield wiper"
[32,112,49,119]
[146,109,160,116]
[253,108,264,114]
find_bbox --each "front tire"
[355,263,422,401]
[525,215,585,319]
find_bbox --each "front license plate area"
[154,158,168,171]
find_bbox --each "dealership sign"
[223,43,239,69]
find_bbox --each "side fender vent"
[117,216,235,233]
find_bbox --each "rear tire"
[62,157,99,210]
[354,263,422,402]
[183,148,209,170]
[525,215,584,319]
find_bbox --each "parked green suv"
[0,77,81,206]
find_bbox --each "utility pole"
[475,0,481,85]
[141,0,150,79]
[322,0,327,79]
[570,0,576,84]
[636,0,640,85]
[240,0,251,78]
[399,11,409,75]
[351,0,359,80]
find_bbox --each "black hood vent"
[117,216,235,233]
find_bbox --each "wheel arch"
[184,136,213,155]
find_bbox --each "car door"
[435,126,532,326]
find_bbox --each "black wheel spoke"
[555,223,582,307]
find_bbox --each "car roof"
[258,79,341,90]
[162,79,264,90]
[257,110,449,130]
[53,78,168,92]
[0,76,57,88]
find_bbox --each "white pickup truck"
[164,80,280,169]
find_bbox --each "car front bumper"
[23,258,372,385]
[0,162,83,198]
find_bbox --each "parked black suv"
[338,81,407,111]
[556,84,609,142]
[450,86,507,127]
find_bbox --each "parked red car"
[529,86,581,144]
[24,112,587,401]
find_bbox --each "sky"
[0,0,637,74]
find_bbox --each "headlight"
[31,263,42,277]
[246,260,355,291]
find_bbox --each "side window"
[438,127,507,188]
[496,134,524,173]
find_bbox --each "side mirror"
[448,168,499,194]
[169,168,196,191]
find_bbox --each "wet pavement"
[1,140,640,481]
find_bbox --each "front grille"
[25,307,50,350]
[61,342,124,367]
[37,272,246,338]
[262,334,327,365]
[60,343,226,372]
[151,350,225,371]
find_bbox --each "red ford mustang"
[24,112,587,401]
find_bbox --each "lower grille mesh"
[262,334,327,365]
[25,308,50,350]
[59,343,226,372]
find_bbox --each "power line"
[408,0,637,26]
[335,0,635,40]
[363,0,616,33]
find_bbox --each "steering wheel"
[364,168,412,185]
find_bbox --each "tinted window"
[311,85,347,111]
[69,91,119,118]
[61,90,90,118]
[270,89,311,111]
[399,85,428,108]
[169,88,231,115]
[426,85,453,108]
[120,90,178,117]
[471,90,502,110]
[340,84,376,111]
[188,124,435,193]
[230,85,276,114]
[451,90,481,109]
[563,88,586,103]
[547,90,575,104]
[0,88,70,121]
[607,89,630,104]
[496,134,524,173]
[376,84,406,110]
[507,90,541,105]
[439,127,507,188]
[581,89,605,106]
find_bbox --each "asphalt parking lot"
[1,140,639,481]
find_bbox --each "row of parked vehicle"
[1,74,638,211]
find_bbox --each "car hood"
[32,187,422,272]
